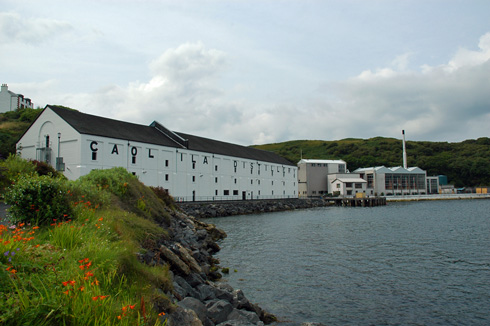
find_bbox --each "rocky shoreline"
[155,208,278,326]
[155,198,331,326]
[177,198,331,219]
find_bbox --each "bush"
[0,154,36,192]
[3,174,72,225]
[77,167,136,198]
[150,186,176,210]
[31,160,62,177]
[18,108,41,123]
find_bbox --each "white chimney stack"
[402,130,407,169]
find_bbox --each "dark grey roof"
[47,105,294,166]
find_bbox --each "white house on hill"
[0,84,34,113]
[16,105,298,202]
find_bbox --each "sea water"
[204,199,490,325]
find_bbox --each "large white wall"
[79,134,297,200]
[18,108,297,201]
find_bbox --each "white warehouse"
[17,105,298,202]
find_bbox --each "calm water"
[203,200,490,325]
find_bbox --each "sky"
[2,0,490,145]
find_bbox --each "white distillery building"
[354,166,427,196]
[0,84,34,113]
[298,159,347,197]
[16,105,298,202]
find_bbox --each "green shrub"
[77,167,136,198]
[19,108,41,122]
[3,174,72,225]
[68,178,111,209]
[31,160,62,177]
[150,186,176,210]
[0,154,36,180]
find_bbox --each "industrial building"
[0,84,34,113]
[354,166,427,196]
[16,105,298,202]
[298,159,367,197]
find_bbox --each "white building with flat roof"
[17,105,298,202]
[355,166,427,196]
[0,84,33,113]
[298,159,349,197]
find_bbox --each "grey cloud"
[0,12,73,45]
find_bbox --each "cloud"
[0,12,73,45]
[57,32,490,146]
[323,32,490,141]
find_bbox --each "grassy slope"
[0,165,173,325]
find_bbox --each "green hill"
[252,137,490,187]
[0,108,43,158]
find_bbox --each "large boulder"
[167,306,203,326]
[227,308,260,324]
[207,300,234,324]
[160,245,191,275]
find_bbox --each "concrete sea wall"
[177,198,331,219]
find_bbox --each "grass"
[0,166,173,325]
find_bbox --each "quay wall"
[177,198,331,218]
[386,193,490,202]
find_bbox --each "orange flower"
[63,290,70,295]
[158,312,166,316]
[92,296,99,301]
[122,306,127,312]
[129,304,136,310]
[99,295,108,300]
[32,226,40,230]
[117,316,122,320]
[10,269,17,274]
[62,280,76,287]
[98,217,103,222]
[79,286,85,292]
[91,278,100,286]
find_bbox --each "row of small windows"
[165,174,296,188]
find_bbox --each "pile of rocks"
[178,198,330,219]
[152,209,276,326]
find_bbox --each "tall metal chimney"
[402,130,407,169]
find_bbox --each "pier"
[327,196,387,207]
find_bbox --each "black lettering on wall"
[148,149,154,158]
[90,141,98,152]
[203,156,208,164]
[131,147,137,164]
[91,141,98,161]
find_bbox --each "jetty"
[327,196,387,207]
